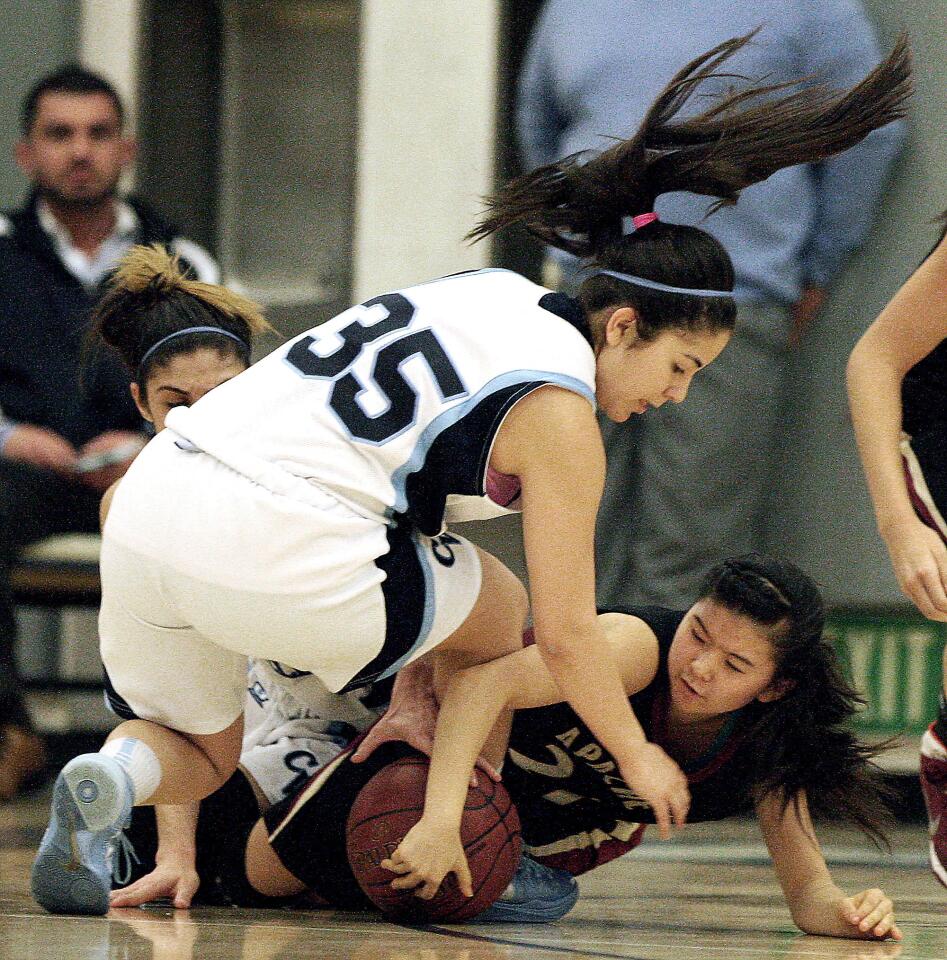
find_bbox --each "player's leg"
[31,539,247,915]
[351,536,527,768]
[247,742,418,905]
[112,766,297,908]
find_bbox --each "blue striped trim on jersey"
[373,531,437,682]
[388,370,596,520]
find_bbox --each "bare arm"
[493,387,689,835]
[109,802,201,909]
[383,613,668,897]
[757,790,900,940]
[846,232,947,619]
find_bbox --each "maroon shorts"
[902,435,947,544]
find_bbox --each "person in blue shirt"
[516,1,907,610]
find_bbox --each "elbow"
[845,337,872,391]
[533,629,593,673]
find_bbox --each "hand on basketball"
[618,742,690,840]
[885,521,947,621]
[109,860,201,910]
[351,709,436,765]
[840,888,901,941]
[381,818,473,901]
[352,659,439,763]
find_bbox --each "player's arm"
[383,614,663,898]
[847,232,947,619]
[429,613,661,793]
[109,802,201,909]
[494,386,689,835]
[756,789,901,940]
[99,478,121,528]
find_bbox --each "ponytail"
[470,31,912,257]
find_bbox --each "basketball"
[345,754,522,922]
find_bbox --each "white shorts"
[240,659,382,805]
[99,431,482,734]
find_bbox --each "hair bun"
[111,243,187,296]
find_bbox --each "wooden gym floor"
[1,784,944,960]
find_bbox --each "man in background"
[0,66,219,799]
[516,0,906,611]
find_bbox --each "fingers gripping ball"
[346,755,521,922]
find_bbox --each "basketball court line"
[425,925,901,960]
[428,925,672,960]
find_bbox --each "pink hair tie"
[631,212,659,229]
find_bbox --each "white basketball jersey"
[165,270,596,535]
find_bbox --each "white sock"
[101,737,162,803]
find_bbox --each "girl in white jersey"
[71,245,376,910]
[32,33,912,916]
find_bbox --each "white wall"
[79,0,141,130]
[353,0,500,301]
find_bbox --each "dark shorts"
[264,741,419,909]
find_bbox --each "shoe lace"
[111,830,140,886]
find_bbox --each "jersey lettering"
[431,532,462,567]
[282,749,321,796]
[285,292,467,443]
[508,744,574,779]
[511,726,651,814]
[248,681,268,707]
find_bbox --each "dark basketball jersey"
[903,342,947,517]
[264,606,762,900]
[899,231,947,514]
[903,342,947,439]
[503,605,757,873]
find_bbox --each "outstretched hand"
[886,520,947,621]
[351,706,499,786]
[109,860,200,910]
[838,888,901,941]
[352,658,438,763]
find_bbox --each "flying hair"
[468,31,913,256]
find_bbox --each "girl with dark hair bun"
[33,36,911,917]
[91,243,272,431]
[86,243,273,519]
[847,210,947,889]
